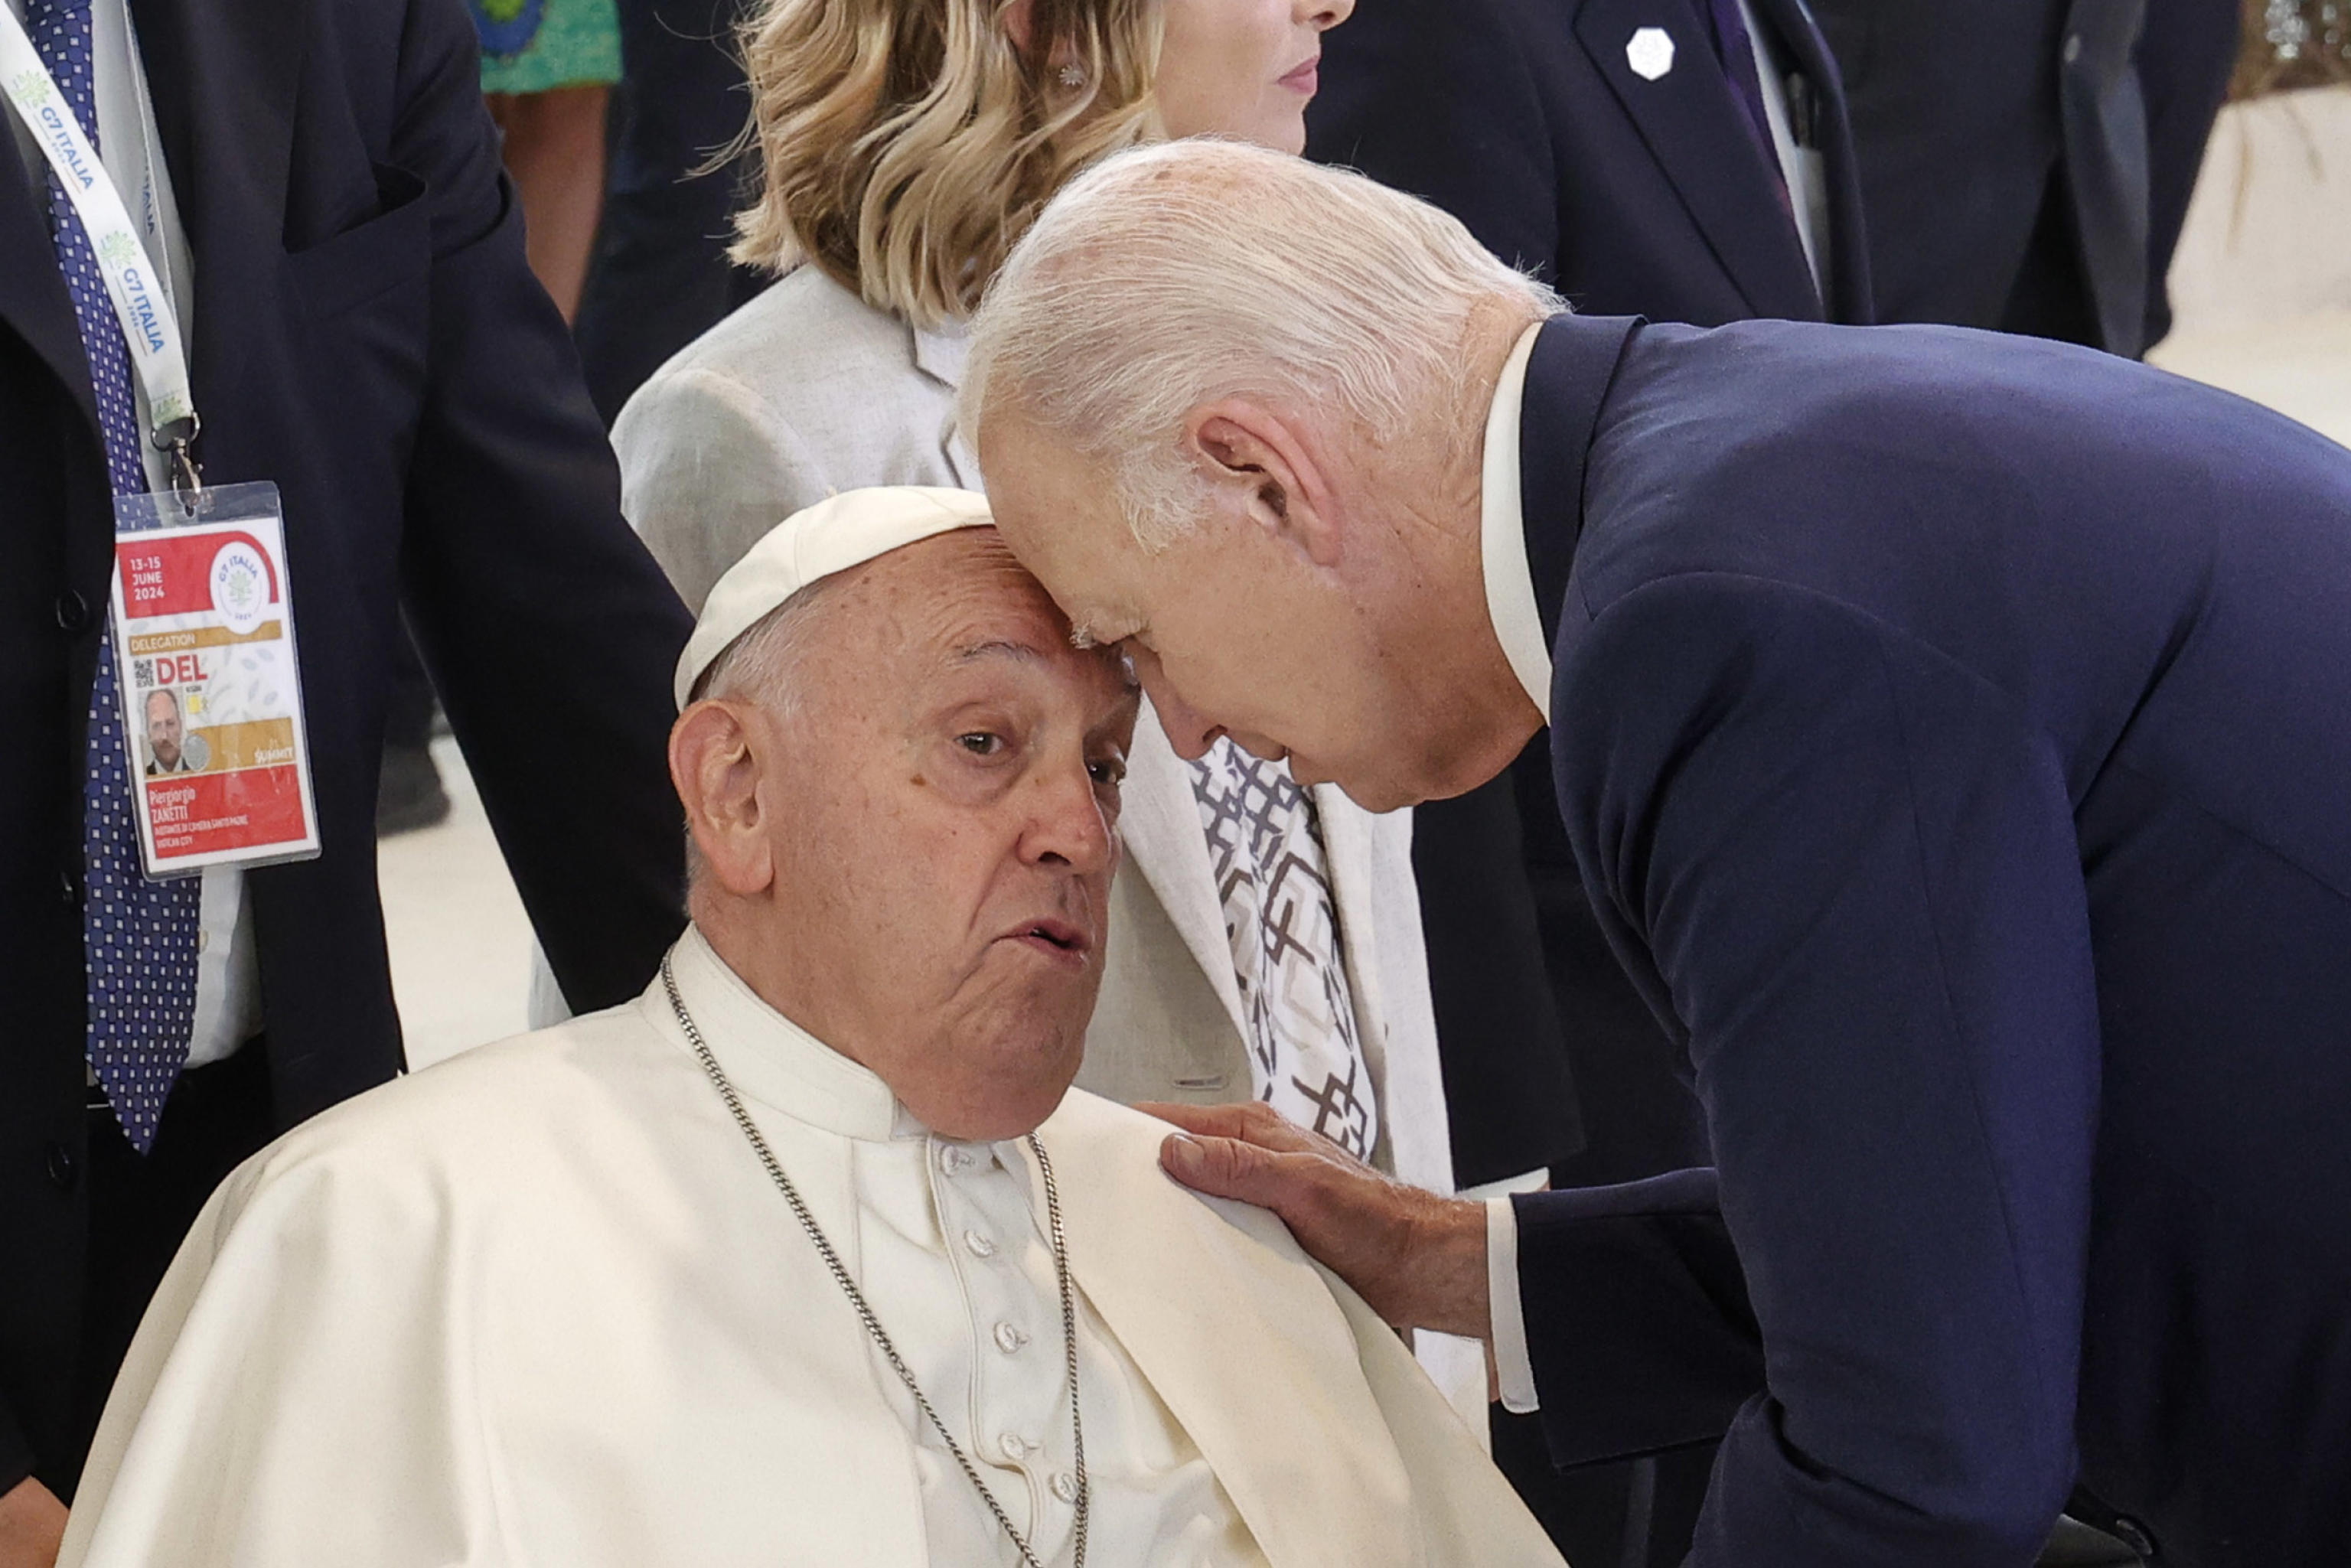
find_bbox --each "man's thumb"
[1161,1132,1273,1205]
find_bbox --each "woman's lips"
[1279,57,1319,95]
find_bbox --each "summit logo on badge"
[210,541,270,635]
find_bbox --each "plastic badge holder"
[106,481,323,879]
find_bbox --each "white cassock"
[61,927,1564,1568]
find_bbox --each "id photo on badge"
[137,683,210,775]
[106,482,322,879]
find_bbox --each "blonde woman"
[614,0,1482,1420]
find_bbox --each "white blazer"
[611,269,1482,1424]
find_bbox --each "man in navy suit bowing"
[964,141,2351,1567]
[1306,5,1876,1552]
[1305,0,1873,1201]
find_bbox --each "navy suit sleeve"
[1513,1169,1762,1462]
[1526,574,2102,1563]
[382,0,692,1009]
[1306,0,1560,280]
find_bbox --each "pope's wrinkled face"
[697,530,1140,1140]
[980,419,1443,813]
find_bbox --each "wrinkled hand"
[0,1476,66,1568]
[1139,1100,1491,1339]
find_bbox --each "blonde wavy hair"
[732,0,1165,328]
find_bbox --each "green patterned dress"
[470,0,622,96]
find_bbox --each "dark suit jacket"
[1808,0,2235,357]
[0,0,692,1493]
[1308,0,1872,1188]
[1509,312,2351,1564]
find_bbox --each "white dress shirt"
[8,0,259,1070]
[1478,320,1554,1414]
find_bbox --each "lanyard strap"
[1,5,198,470]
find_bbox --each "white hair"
[693,569,854,718]
[960,139,1564,549]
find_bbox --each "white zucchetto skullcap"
[674,485,997,709]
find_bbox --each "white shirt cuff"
[1485,1195,1541,1413]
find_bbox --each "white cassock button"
[195,928,209,954]
[964,1227,997,1259]
[2062,31,2083,63]
[1052,1472,1080,1504]
[1626,25,1674,81]
[999,1432,1031,1461]
[994,1321,1029,1354]
[938,1145,972,1175]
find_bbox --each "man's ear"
[669,699,777,898]
[1181,399,1344,568]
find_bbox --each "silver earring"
[1057,63,1086,87]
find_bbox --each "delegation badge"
[106,482,321,878]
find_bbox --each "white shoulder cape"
[62,986,1562,1568]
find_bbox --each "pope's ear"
[669,699,777,898]
[1182,399,1343,569]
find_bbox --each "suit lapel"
[1,51,104,438]
[1022,1096,1423,1568]
[128,0,303,436]
[1116,702,1249,1041]
[1574,0,1818,318]
[1749,0,1875,322]
[910,321,977,486]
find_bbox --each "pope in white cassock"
[59,487,1563,1568]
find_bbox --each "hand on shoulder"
[1141,1100,1492,1338]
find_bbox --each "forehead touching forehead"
[821,526,1136,713]
[973,415,1156,647]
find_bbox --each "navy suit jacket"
[1309,0,1873,326]
[1510,313,2351,1565]
[1309,0,1873,1190]
[0,0,692,1491]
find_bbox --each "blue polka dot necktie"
[33,0,203,1155]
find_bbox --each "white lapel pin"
[1626,25,1675,81]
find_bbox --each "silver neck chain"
[661,957,1089,1568]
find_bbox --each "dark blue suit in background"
[1806,0,2239,356]
[572,0,767,425]
[1509,311,2351,1565]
